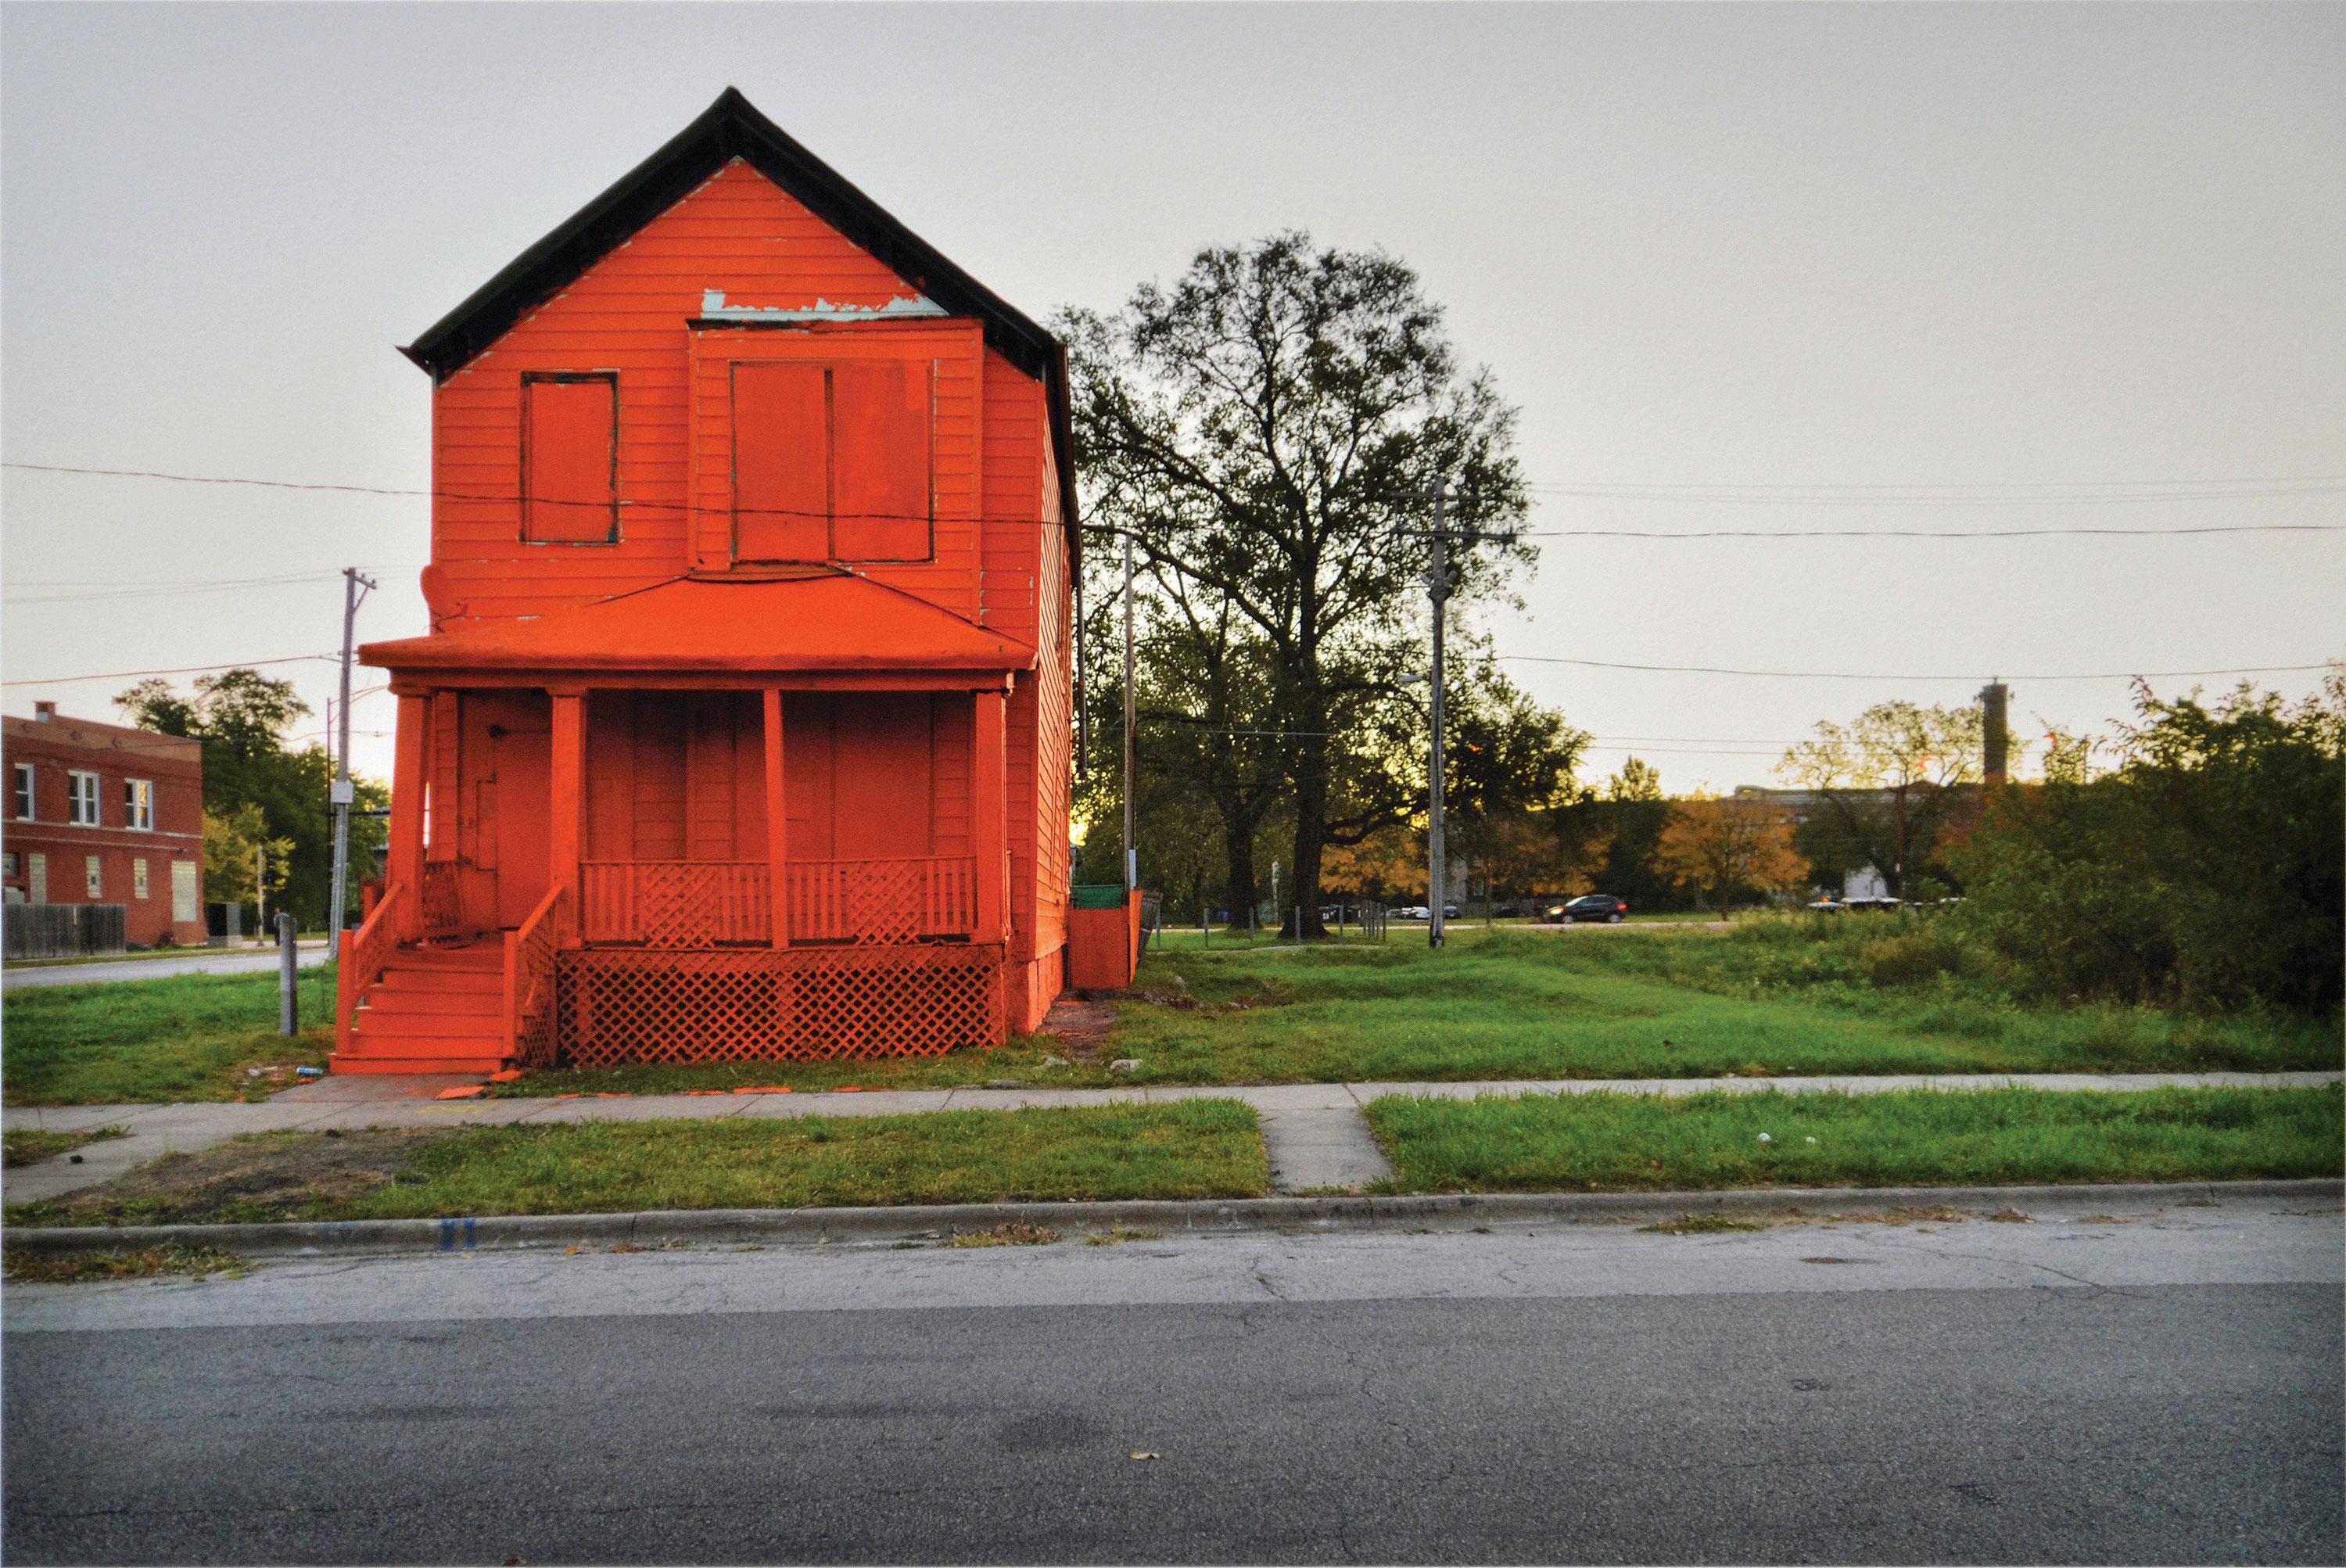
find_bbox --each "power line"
[3,572,345,606]
[1523,477,2346,505]
[11,460,2342,540]
[1501,654,2340,683]
[2,655,337,688]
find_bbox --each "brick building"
[2,701,206,946]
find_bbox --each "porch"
[337,680,1013,1074]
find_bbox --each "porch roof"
[361,573,1036,678]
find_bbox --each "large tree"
[117,669,387,928]
[1777,701,1982,896]
[1062,232,1529,938]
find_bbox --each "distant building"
[1735,784,1978,901]
[2,701,205,945]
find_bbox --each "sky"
[4,2,2341,791]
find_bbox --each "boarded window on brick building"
[521,374,619,543]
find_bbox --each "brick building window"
[84,855,102,899]
[12,762,32,820]
[67,770,100,826]
[134,857,150,900]
[125,779,155,831]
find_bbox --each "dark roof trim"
[399,87,1079,546]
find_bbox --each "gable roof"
[399,88,1078,540]
[360,572,1037,680]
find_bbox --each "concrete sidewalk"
[6,1070,2336,1205]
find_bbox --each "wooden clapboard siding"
[429,160,1000,626]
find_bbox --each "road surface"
[2,943,330,991]
[6,1190,2339,1563]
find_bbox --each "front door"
[493,714,552,928]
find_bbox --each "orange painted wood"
[764,688,789,947]
[973,690,1006,943]
[389,695,429,940]
[549,692,586,944]
[731,361,828,562]
[831,360,931,562]
[522,375,618,542]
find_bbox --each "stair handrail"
[503,882,569,1070]
[339,878,406,1036]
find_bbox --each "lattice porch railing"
[577,857,979,949]
[786,857,978,944]
[419,859,463,936]
[554,943,1005,1067]
[581,861,770,947]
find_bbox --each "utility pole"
[1121,532,1138,894]
[1396,480,1515,949]
[327,568,378,960]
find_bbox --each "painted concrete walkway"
[6,1071,2336,1205]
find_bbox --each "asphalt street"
[2,943,331,991]
[6,1193,2340,1564]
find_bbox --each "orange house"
[338,89,1076,1075]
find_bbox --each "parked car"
[1545,894,1629,924]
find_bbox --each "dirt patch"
[16,1128,434,1229]
[1036,996,1118,1062]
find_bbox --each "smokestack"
[1978,681,2009,787]
[32,701,56,723]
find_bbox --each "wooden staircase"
[331,941,512,1075]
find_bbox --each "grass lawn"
[3,1125,127,1168]
[3,966,337,1105]
[1363,1084,2346,1193]
[4,1100,1269,1227]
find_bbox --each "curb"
[6,1178,2337,1261]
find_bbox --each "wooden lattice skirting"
[555,944,1006,1067]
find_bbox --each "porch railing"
[419,859,464,937]
[787,857,978,945]
[503,882,566,1068]
[581,861,770,947]
[339,878,404,1037]
[576,857,978,948]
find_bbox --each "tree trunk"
[1292,733,1331,940]
[1220,794,1260,932]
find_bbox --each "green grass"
[1364,1085,2346,1193]
[490,1038,1123,1098]
[5,1100,1270,1227]
[1100,927,2341,1084]
[3,965,337,1105]
[3,1125,128,1168]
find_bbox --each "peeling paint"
[700,288,947,323]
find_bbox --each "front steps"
[332,941,513,1075]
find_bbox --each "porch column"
[974,687,1008,945]
[548,687,586,945]
[389,691,429,941]
[763,687,789,948]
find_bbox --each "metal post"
[1121,533,1137,893]
[1426,486,1449,950]
[255,841,266,945]
[278,912,299,1035]
[328,568,376,960]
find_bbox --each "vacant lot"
[5,1100,1269,1227]
[1364,1084,2346,1193]
[10,919,2333,1106]
[3,967,336,1105]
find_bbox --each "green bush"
[1950,678,2344,1014]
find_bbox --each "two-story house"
[3,701,205,948]
[338,89,1077,1075]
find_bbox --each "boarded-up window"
[732,362,829,562]
[733,360,931,564]
[171,859,198,924]
[831,362,931,562]
[522,374,618,543]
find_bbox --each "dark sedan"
[1545,894,1629,924]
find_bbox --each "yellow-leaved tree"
[1654,795,1807,913]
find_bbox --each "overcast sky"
[4,2,2340,791]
